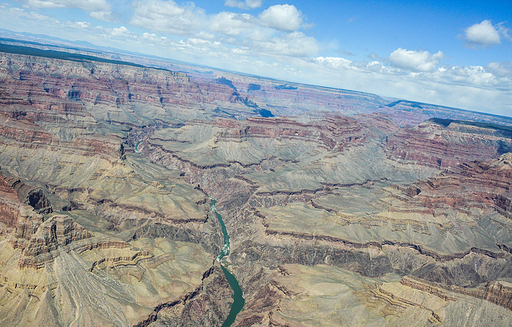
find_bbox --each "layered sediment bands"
[1,174,52,214]
[400,276,512,311]
[134,117,512,327]
[190,73,389,116]
[386,153,512,224]
[2,47,512,325]
[0,51,228,325]
[376,100,512,127]
[231,232,512,288]
[129,219,222,256]
[142,113,409,203]
[134,265,232,327]
[15,215,93,269]
[386,120,512,168]
[0,112,124,159]
[136,111,512,323]
[0,223,217,326]
[0,113,58,146]
[0,51,220,127]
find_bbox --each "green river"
[209,197,245,327]
[134,140,142,154]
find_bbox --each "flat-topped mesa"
[245,116,314,127]
[1,52,191,86]
[385,119,512,168]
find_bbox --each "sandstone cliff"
[0,47,512,326]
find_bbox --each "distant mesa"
[274,84,298,90]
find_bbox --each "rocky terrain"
[0,43,512,326]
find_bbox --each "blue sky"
[0,0,511,116]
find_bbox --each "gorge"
[0,40,512,326]
[210,197,246,327]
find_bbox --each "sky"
[0,0,511,116]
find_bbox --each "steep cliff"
[1,47,512,326]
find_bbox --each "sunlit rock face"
[0,47,512,326]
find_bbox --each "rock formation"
[0,44,512,326]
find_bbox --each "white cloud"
[433,65,499,88]
[27,0,64,9]
[66,21,92,29]
[464,20,508,47]
[111,26,130,37]
[210,12,255,36]
[142,32,159,41]
[315,56,352,69]
[252,31,319,57]
[5,6,60,23]
[388,48,444,72]
[258,4,302,31]
[89,11,114,22]
[25,0,110,12]
[130,0,206,36]
[486,61,512,78]
[2,1,511,117]
[224,0,262,10]
[208,8,315,57]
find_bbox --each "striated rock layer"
[0,47,512,326]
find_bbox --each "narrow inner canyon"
[210,197,246,327]
[0,46,512,326]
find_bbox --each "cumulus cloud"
[388,48,444,72]
[66,21,92,29]
[26,0,64,9]
[258,4,302,31]
[464,20,510,48]
[26,0,110,12]
[4,6,60,23]
[486,61,512,78]
[24,0,113,21]
[89,11,114,21]
[224,0,262,10]
[210,12,255,36]
[315,56,352,69]
[111,26,130,37]
[130,0,206,36]
[254,31,318,57]
[433,65,498,88]
[208,5,315,57]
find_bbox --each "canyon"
[0,40,512,326]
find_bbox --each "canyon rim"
[0,38,512,327]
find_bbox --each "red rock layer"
[0,52,203,118]
[16,215,93,268]
[386,121,512,168]
[210,114,391,151]
[394,153,512,218]
[0,172,94,268]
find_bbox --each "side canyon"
[1,43,512,326]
